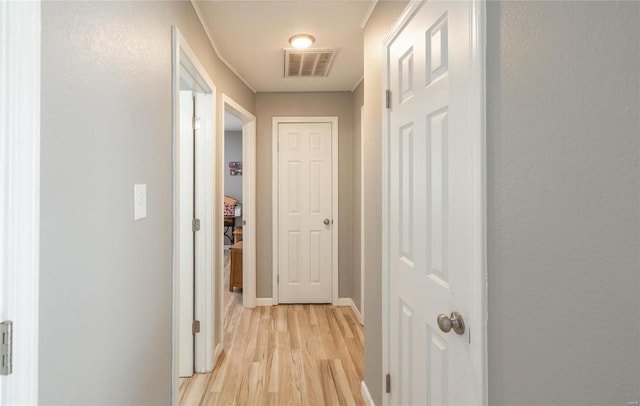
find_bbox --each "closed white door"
[386,1,484,404]
[278,122,333,303]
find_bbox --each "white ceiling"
[192,1,373,93]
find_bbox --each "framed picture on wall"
[229,161,243,176]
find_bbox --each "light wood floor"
[179,254,365,406]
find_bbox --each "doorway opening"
[220,95,256,344]
[221,108,243,324]
[171,26,216,404]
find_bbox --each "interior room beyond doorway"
[223,109,244,310]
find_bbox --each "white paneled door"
[278,122,333,303]
[386,1,485,405]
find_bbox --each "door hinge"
[192,218,200,232]
[385,373,391,393]
[192,116,201,130]
[277,274,280,283]
[192,320,201,334]
[1,321,13,376]
[386,89,391,109]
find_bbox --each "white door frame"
[272,117,339,305]
[360,105,366,324]
[0,1,40,404]
[171,27,217,405]
[381,1,487,404]
[221,95,257,309]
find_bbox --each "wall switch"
[134,184,147,220]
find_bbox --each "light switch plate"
[134,184,147,220]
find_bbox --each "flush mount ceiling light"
[289,34,315,49]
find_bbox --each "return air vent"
[284,48,338,78]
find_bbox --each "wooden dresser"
[229,241,243,291]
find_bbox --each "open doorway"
[171,27,216,403]
[222,110,244,318]
[219,95,256,341]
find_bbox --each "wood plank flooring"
[180,304,364,406]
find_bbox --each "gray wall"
[254,92,354,299]
[361,2,409,404]
[224,130,243,228]
[361,1,640,405]
[486,2,640,404]
[40,2,254,404]
[352,80,364,312]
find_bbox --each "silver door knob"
[323,219,330,225]
[437,311,465,335]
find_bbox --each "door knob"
[323,218,330,225]
[437,311,465,335]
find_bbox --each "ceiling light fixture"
[289,34,315,49]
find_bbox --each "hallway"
[179,303,364,405]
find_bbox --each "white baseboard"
[256,297,273,306]
[361,381,375,406]
[338,297,363,325]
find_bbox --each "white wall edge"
[338,298,363,325]
[256,298,274,306]
[361,381,376,406]
[360,105,366,325]
[0,1,41,404]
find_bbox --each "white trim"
[222,94,257,311]
[470,1,489,402]
[189,1,257,93]
[381,1,487,405]
[0,1,40,404]
[359,0,379,29]
[171,26,217,405]
[256,298,274,307]
[361,381,375,406]
[351,76,364,93]
[338,298,363,324]
[360,105,366,325]
[272,121,278,303]
[272,117,340,305]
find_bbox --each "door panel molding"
[272,117,339,305]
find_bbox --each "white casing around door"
[178,90,194,377]
[386,1,485,405]
[277,122,333,303]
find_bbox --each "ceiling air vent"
[284,48,338,78]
